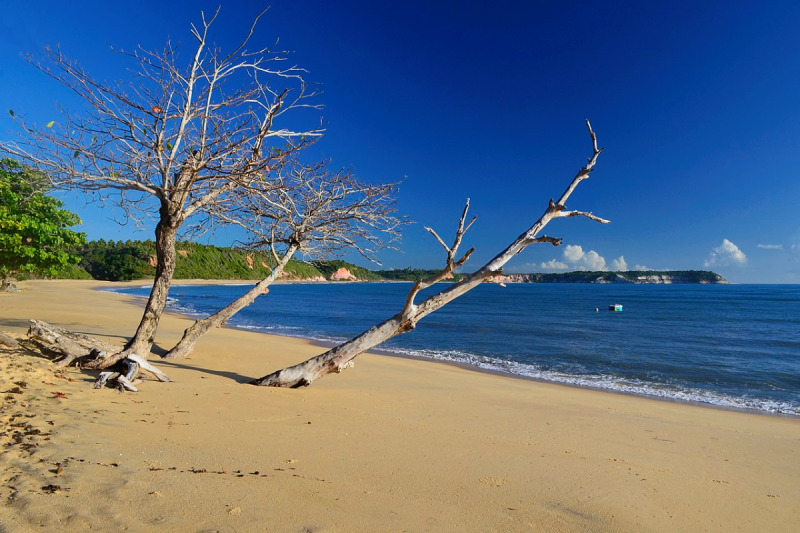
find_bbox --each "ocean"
[109,282,800,416]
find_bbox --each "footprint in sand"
[479,476,508,487]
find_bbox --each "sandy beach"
[0,280,798,532]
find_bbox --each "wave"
[379,347,800,416]
[223,321,800,415]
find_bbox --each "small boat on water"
[609,304,623,312]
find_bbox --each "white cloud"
[704,239,747,267]
[539,259,569,271]
[540,244,608,272]
[581,250,606,271]
[633,264,651,271]
[562,245,585,262]
[610,256,628,271]
[757,244,784,250]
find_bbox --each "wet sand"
[1,280,798,532]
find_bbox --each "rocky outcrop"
[330,267,358,281]
[494,274,530,284]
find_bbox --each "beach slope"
[1,280,798,532]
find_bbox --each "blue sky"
[2,1,800,283]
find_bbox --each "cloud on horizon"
[704,239,747,267]
[610,256,628,271]
[539,259,569,270]
[534,245,631,272]
[506,247,656,274]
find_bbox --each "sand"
[0,280,798,532]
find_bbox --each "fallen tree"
[162,159,403,359]
[252,120,609,387]
[21,320,173,388]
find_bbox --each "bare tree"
[252,120,609,387]
[1,8,321,368]
[162,159,404,359]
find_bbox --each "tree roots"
[7,319,172,392]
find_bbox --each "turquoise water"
[111,283,800,416]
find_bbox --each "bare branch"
[529,235,563,246]
[558,210,611,224]
[424,226,450,253]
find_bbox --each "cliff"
[494,270,727,284]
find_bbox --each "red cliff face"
[330,267,358,281]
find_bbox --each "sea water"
[109,283,800,416]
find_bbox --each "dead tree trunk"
[252,120,609,387]
[24,320,172,388]
[124,214,179,354]
[25,319,120,368]
[83,208,179,369]
[163,244,298,359]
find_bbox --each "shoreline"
[101,279,799,419]
[1,279,798,531]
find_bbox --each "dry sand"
[0,279,798,532]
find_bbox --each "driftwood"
[0,332,20,348]
[252,120,609,387]
[26,320,119,368]
[25,319,170,390]
[90,354,171,392]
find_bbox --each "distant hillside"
[47,240,726,285]
[375,267,467,282]
[494,270,727,284]
[68,240,327,282]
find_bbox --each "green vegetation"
[38,237,726,285]
[375,267,466,282]
[71,240,323,282]
[0,159,86,289]
[284,260,325,280]
[78,240,155,281]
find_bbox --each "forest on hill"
[33,240,726,284]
